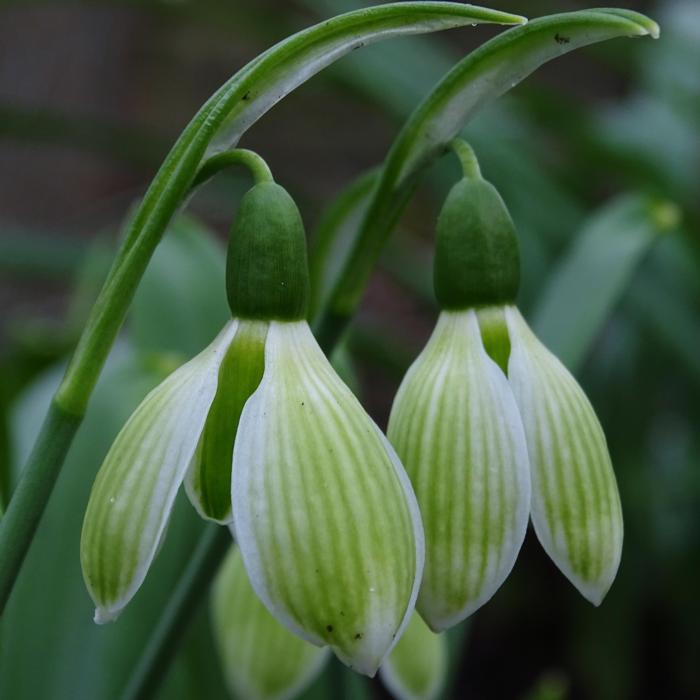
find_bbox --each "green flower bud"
[433,172,520,310]
[380,614,447,700]
[226,182,310,321]
[212,546,328,700]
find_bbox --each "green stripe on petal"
[388,310,530,631]
[185,320,268,524]
[505,307,623,605]
[212,545,329,700]
[380,613,447,700]
[80,322,237,623]
[232,320,424,677]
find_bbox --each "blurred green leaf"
[532,194,677,372]
[130,215,229,357]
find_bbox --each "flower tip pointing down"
[93,606,121,625]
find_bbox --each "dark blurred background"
[1,1,699,699]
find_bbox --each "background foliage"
[0,1,698,698]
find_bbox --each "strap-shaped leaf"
[532,194,677,372]
[318,9,658,346]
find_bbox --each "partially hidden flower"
[81,177,423,676]
[379,613,447,700]
[212,545,329,700]
[388,144,622,631]
[212,545,445,700]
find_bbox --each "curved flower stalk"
[388,143,622,631]
[379,613,447,700]
[212,546,329,700]
[81,158,423,676]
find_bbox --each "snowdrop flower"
[388,143,622,631]
[379,613,447,700]
[212,545,329,700]
[81,176,424,676]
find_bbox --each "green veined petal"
[212,545,329,700]
[185,320,268,524]
[232,320,424,677]
[80,322,237,623]
[505,307,623,604]
[388,310,530,631]
[380,613,447,700]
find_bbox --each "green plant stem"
[191,149,274,189]
[119,524,231,700]
[450,138,481,179]
[0,401,81,607]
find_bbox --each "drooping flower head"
[388,142,622,631]
[81,159,423,676]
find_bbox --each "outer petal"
[232,321,424,677]
[379,613,447,700]
[81,322,237,623]
[388,310,530,631]
[212,545,329,700]
[505,307,623,604]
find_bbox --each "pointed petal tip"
[333,646,381,679]
[94,606,120,625]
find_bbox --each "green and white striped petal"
[185,320,269,525]
[380,614,447,700]
[388,310,530,631]
[212,545,329,700]
[81,322,237,623]
[505,307,623,604]
[232,320,424,677]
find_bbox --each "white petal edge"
[505,306,623,604]
[388,310,530,631]
[81,321,237,623]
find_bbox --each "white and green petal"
[184,320,269,524]
[232,320,424,677]
[380,613,447,700]
[505,306,623,604]
[388,310,530,631]
[212,545,329,700]
[80,321,237,623]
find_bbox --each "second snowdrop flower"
[388,142,622,632]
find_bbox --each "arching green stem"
[315,9,659,350]
[191,149,274,190]
[450,138,482,179]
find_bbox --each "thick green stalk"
[0,402,82,606]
